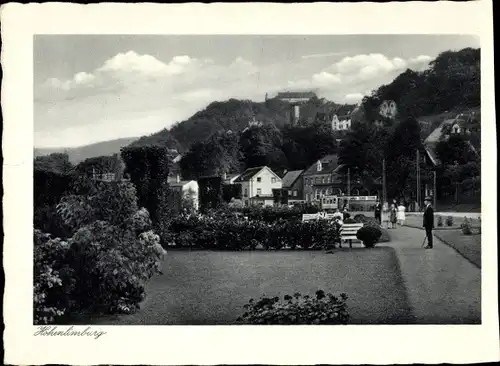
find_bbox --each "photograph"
[2,1,497,365]
[33,34,482,326]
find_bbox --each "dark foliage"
[237,290,350,325]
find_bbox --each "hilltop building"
[275,90,317,126]
[379,100,398,119]
[331,113,352,131]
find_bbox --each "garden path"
[385,226,481,324]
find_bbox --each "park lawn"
[404,214,480,230]
[87,248,414,325]
[433,230,481,268]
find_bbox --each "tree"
[239,124,288,172]
[435,135,477,166]
[120,146,170,224]
[34,153,73,175]
[282,121,337,170]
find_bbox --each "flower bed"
[237,290,350,325]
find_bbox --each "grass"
[433,230,481,268]
[83,248,414,325]
[403,215,481,268]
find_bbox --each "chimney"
[176,174,180,183]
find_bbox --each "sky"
[34,34,479,148]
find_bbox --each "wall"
[248,167,282,197]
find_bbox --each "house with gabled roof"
[280,169,305,202]
[233,166,282,206]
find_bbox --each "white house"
[331,114,352,131]
[233,166,282,207]
[168,175,199,211]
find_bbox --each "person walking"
[381,201,390,229]
[397,202,406,226]
[374,199,382,224]
[423,196,434,249]
[389,203,397,229]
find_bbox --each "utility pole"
[382,159,387,203]
[433,170,437,209]
[347,167,351,209]
[416,149,420,211]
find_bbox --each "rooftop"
[234,166,266,182]
[281,170,304,188]
[303,154,340,176]
[276,91,317,99]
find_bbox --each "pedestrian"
[381,201,390,229]
[422,196,434,249]
[374,199,381,224]
[389,203,397,229]
[397,202,406,226]
[342,205,351,221]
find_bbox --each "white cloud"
[35,50,435,147]
[344,93,365,103]
[312,71,341,86]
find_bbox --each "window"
[288,190,292,195]
[327,176,331,183]
[293,190,298,197]
[321,177,325,184]
[315,177,320,184]
[257,188,262,196]
[244,189,248,197]
[327,188,332,195]
[271,177,276,183]
[257,177,261,182]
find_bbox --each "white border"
[2,1,498,364]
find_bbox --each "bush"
[461,217,472,235]
[445,216,454,227]
[344,218,357,224]
[356,226,382,247]
[237,290,350,325]
[163,211,340,250]
[437,215,443,227]
[34,181,166,324]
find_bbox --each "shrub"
[237,290,350,325]
[34,181,166,323]
[356,226,382,247]
[437,215,443,227]
[162,211,340,250]
[445,216,454,227]
[34,230,75,324]
[344,218,357,224]
[461,217,472,235]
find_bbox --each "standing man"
[423,196,434,249]
[374,199,382,224]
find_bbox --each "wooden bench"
[339,223,364,248]
[302,213,319,222]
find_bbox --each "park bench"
[339,223,364,248]
[302,213,319,222]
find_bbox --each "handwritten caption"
[34,326,107,339]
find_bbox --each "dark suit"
[374,203,381,224]
[423,204,434,247]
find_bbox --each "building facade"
[167,175,199,211]
[331,114,352,131]
[280,169,304,203]
[233,166,282,206]
[302,155,381,207]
